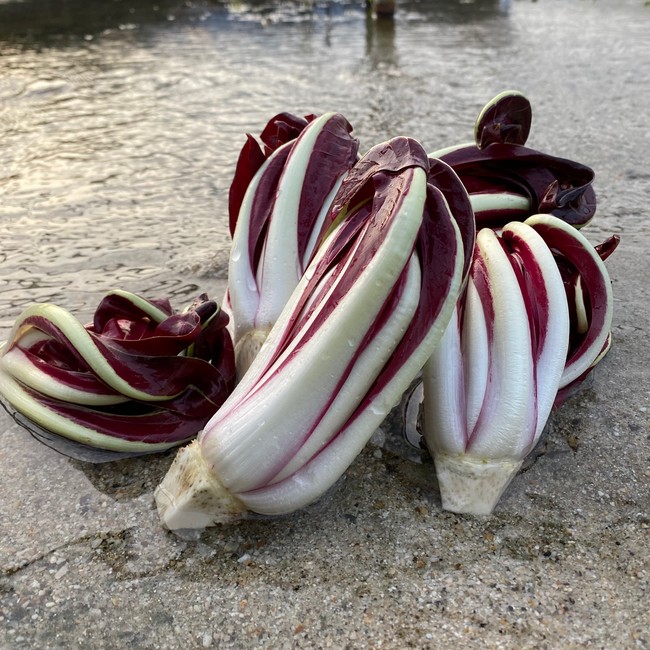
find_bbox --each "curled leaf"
[0,291,235,455]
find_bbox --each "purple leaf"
[475,90,532,149]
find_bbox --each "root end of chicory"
[433,453,523,516]
[154,440,247,531]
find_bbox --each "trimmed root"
[433,453,523,515]
[154,440,247,530]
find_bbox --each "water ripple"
[0,0,648,341]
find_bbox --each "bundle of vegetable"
[430,91,597,230]
[421,215,617,515]
[225,111,359,378]
[155,137,475,530]
[0,290,235,454]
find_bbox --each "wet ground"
[1,0,649,647]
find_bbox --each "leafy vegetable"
[421,215,616,514]
[0,291,235,454]
[155,137,474,529]
[225,111,359,378]
[430,91,597,230]
[0,90,618,528]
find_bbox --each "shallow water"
[1,0,648,336]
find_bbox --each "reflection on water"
[0,0,512,44]
[0,0,648,336]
